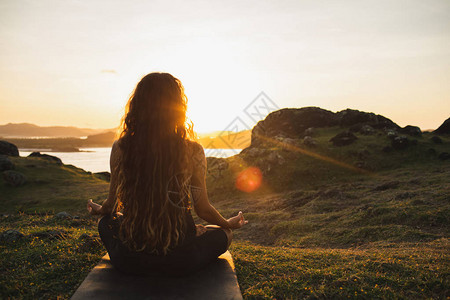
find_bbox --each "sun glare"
[235,166,263,193]
[151,38,261,134]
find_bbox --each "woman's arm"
[87,140,120,216]
[190,142,247,229]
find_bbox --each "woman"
[86,72,248,277]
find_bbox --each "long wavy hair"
[113,72,196,255]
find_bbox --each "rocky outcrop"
[434,117,450,135]
[359,125,375,135]
[28,152,62,165]
[255,150,285,174]
[250,107,337,148]
[249,107,399,148]
[400,125,421,137]
[391,136,410,150]
[0,140,19,156]
[303,136,318,147]
[239,147,268,158]
[335,109,399,130]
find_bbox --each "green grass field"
[1,127,449,299]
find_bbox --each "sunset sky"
[1,0,449,133]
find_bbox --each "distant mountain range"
[0,123,251,150]
[197,130,251,149]
[0,123,114,138]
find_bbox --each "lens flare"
[235,167,262,193]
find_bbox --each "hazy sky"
[1,0,449,133]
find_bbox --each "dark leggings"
[98,214,229,277]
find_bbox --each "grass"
[230,239,449,299]
[0,213,104,299]
[1,125,449,299]
[1,156,109,214]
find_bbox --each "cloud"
[101,69,117,74]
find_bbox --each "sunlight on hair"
[235,166,263,193]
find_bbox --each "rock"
[391,136,409,150]
[386,129,398,139]
[2,170,26,186]
[335,109,399,130]
[434,117,450,135]
[267,151,285,165]
[275,136,298,148]
[329,131,358,146]
[438,152,450,160]
[249,107,400,148]
[0,229,24,242]
[359,125,375,135]
[256,150,285,174]
[28,152,63,165]
[55,211,72,219]
[0,140,19,156]
[303,136,318,147]
[239,147,267,158]
[400,125,422,137]
[431,136,442,144]
[95,172,111,182]
[0,155,14,171]
[250,107,337,147]
[304,127,315,136]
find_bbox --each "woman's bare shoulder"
[185,139,204,155]
[112,138,124,152]
[185,140,206,174]
[110,139,123,167]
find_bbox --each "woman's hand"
[227,211,248,229]
[87,199,103,216]
[195,224,207,236]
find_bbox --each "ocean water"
[19,147,242,173]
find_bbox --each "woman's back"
[88,72,247,276]
[110,137,201,248]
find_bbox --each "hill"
[198,130,251,149]
[0,123,114,138]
